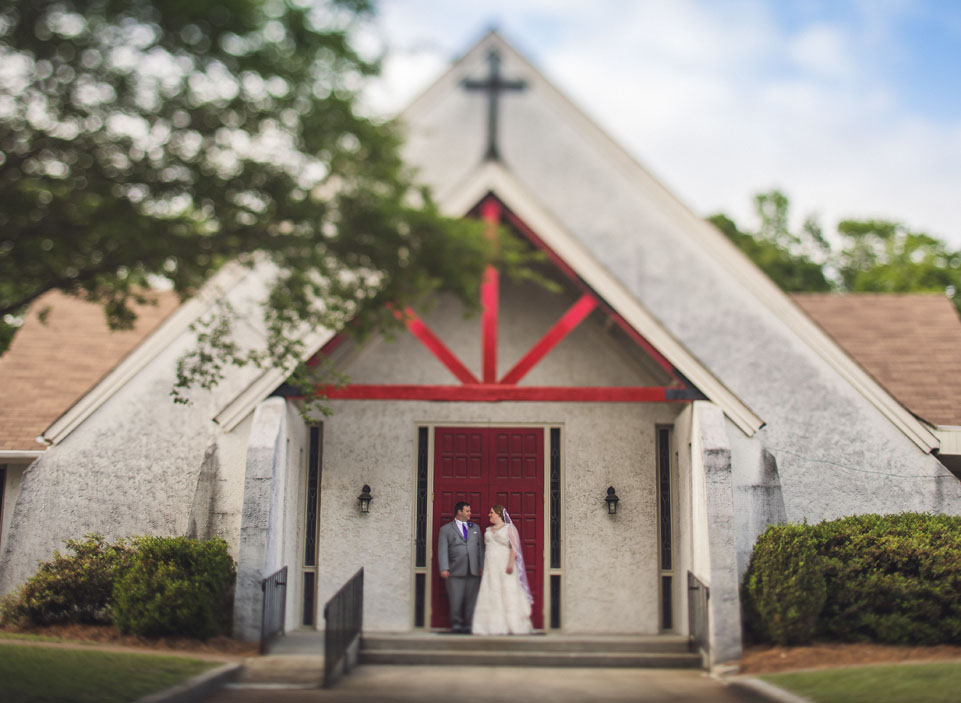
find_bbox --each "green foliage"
[710,191,961,314]
[835,220,961,312]
[743,513,961,646]
[812,513,961,644]
[112,536,235,640]
[709,212,831,292]
[0,0,538,394]
[0,534,131,626]
[742,523,826,645]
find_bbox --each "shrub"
[743,513,961,646]
[112,536,235,640]
[742,523,826,645]
[0,534,130,627]
[811,513,961,644]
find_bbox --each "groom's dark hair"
[454,501,469,515]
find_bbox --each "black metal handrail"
[323,567,364,688]
[260,565,288,654]
[688,571,710,657]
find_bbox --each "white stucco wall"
[282,401,309,632]
[1,462,27,554]
[214,413,254,559]
[692,402,742,666]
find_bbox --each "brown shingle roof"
[793,293,961,427]
[0,291,180,451]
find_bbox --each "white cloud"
[365,0,961,245]
[788,24,858,81]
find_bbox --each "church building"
[2,32,961,668]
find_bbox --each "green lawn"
[0,644,218,703]
[763,661,961,703]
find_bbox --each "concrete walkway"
[204,664,775,703]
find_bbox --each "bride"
[472,505,534,635]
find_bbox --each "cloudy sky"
[359,0,961,247]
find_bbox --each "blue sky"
[359,0,961,246]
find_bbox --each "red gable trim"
[481,198,501,383]
[313,384,688,402]
[303,194,702,404]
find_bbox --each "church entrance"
[430,427,545,630]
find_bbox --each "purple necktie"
[462,523,468,540]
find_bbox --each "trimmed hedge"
[0,534,131,626]
[112,536,235,640]
[743,513,961,645]
[1,534,236,641]
[741,524,826,645]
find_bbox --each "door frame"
[412,422,562,632]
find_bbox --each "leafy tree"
[708,194,831,292]
[835,219,961,310]
[0,1,532,396]
[711,190,961,313]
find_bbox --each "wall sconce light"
[358,484,373,513]
[605,486,620,515]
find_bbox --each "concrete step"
[361,633,692,654]
[359,648,702,668]
[237,654,325,687]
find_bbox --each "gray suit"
[438,520,484,631]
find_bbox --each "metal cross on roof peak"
[461,48,527,161]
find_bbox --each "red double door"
[431,427,544,630]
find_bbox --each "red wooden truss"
[309,196,701,403]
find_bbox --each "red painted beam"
[313,384,680,402]
[481,266,499,383]
[480,198,501,383]
[500,203,681,381]
[391,306,480,385]
[500,293,597,385]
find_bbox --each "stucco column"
[233,396,287,641]
[694,401,743,667]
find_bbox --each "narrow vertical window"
[658,428,672,571]
[414,573,426,628]
[415,427,429,567]
[304,427,321,566]
[303,426,322,626]
[549,428,561,629]
[550,574,561,629]
[549,428,561,569]
[657,427,673,630]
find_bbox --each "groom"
[438,501,484,633]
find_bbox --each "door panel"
[431,427,544,630]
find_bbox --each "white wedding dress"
[471,525,533,635]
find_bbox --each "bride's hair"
[490,504,506,519]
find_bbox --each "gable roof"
[794,293,961,428]
[0,290,179,452]
[398,30,941,454]
[212,163,763,434]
